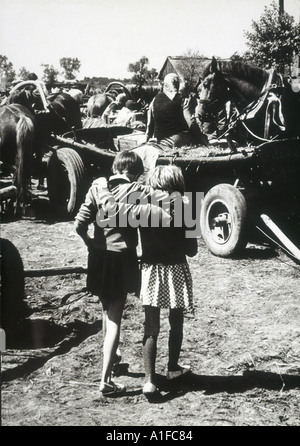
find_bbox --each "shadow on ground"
[2,319,102,382]
[130,370,300,403]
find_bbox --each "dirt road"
[1,206,300,427]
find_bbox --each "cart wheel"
[0,238,26,331]
[47,147,86,219]
[200,184,248,257]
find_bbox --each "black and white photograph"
[1,0,300,428]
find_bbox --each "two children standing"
[74,150,197,397]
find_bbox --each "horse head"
[196,59,300,142]
[196,57,231,123]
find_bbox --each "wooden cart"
[44,127,300,258]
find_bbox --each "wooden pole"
[260,214,300,261]
[24,266,87,277]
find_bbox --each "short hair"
[150,165,185,195]
[112,150,144,177]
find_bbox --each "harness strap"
[237,67,286,137]
[265,93,286,131]
[241,121,279,143]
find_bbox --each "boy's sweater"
[75,175,169,252]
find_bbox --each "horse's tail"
[15,115,34,209]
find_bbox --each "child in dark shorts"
[75,150,169,396]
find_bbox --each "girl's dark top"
[139,196,198,265]
[152,92,188,141]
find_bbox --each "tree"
[41,64,59,84]
[128,56,158,88]
[59,57,81,80]
[18,67,31,80]
[230,52,245,62]
[177,49,205,91]
[244,1,300,73]
[147,68,159,85]
[0,55,16,84]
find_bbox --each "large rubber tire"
[200,184,248,257]
[0,238,26,331]
[47,147,86,219]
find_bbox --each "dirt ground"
[1,192,300,428]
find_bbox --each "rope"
[241,121,279,143]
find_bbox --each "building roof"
[158,56,212,81]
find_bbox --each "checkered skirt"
[140,263,193,309]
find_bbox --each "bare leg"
[101,294,126,385]
[143,335,157,384]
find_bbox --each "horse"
[2,83,83,210]
[86,83,161,119]
[6,85,82,134]
[86,81,130,118]
[0,104,35,212]
[86,92,114,117]
[196,57,300,144]
[36,91,82,135]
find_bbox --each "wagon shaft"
[24,266,87,277]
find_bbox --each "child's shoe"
[166,365,191,380]
[99,381,125,397]
[142,382,158,395]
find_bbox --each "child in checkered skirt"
[75,150,171,397]
[138,165,198,396]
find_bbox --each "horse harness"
[202,68,287,143]
[234,69,286,141]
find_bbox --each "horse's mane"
[203,60,269,85]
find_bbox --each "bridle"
[197,72,231,121]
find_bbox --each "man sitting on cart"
[145,73,208,149]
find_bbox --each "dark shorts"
[87,247,140,302]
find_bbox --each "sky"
[1,0,300,80]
